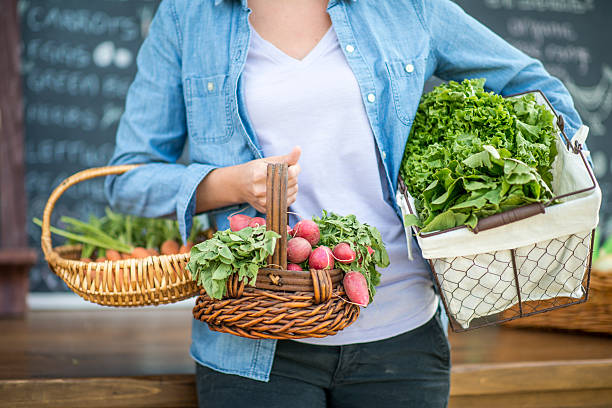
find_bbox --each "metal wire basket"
[397,91,600,332]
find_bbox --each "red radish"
[292,220,320,246]
[332,243,356,264]
[229,214,251,231]
[248,217,266,228]
[309,246,334,270]
[343,271,369,306]
[287,263,303,271]
[287,237,312,263]
[161,240,180,255]
[358,245,376,264]
[287,225,292,235]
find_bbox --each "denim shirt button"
[367,93,376,103]
[345,44,355,53]
[405,63,414,73]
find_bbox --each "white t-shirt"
[242,25,438,345]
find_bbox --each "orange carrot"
[80,258,92,263]
[131,247,150,259]
[106,249,122,261]
[161,239,180,255]
[147,248,159,256]
[95,256,106,262]
[179,241,194,254]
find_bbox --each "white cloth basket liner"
[397,91,601,328]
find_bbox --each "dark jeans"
[195,311,450,408]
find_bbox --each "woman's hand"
[236,146,301,213]
[195,146,301,214]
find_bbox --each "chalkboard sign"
[453,0,612,240]
[20,0,160,291]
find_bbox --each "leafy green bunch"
[33,207,202,258]
[401,79,558,233]
[187,226,280,300]
[313,211,390,302]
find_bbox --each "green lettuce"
[400,79,558,233]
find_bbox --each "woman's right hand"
[196,146,301,214]
[235,146,301,213]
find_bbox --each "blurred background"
[12,0,612,293]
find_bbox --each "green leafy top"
[313,211,390,302]
[400,79,558,233]
[187,226,280,300]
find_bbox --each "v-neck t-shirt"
[241,25,438,345]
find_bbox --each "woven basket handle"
[265,163,288,270]
[40,165,140,262]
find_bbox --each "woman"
[106,0,583,406]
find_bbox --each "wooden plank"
[0,376,197,408]
[451,359,612,396]
[0,309,193,380]
[0,0,27,248]
[450,389,612,408]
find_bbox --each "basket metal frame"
[398,89,597,332]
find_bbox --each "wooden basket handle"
[40,165,140,262]
[265,163,288,270]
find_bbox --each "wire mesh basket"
[397,90,601,332]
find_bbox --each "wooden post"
[0,0,37,316]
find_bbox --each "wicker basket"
[192,163,360,339]
[502,265,612,335]
[40,165,201,306]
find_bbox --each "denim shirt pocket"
[384,56,427,127]
[185,74,234,143]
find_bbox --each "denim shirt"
[105,0,583,381]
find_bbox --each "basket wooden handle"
[265,163,289,270]
[472,202,545,234]
[40,165,140,262]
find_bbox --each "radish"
[287,263,303,271]
[248,217,266,228]
[309,246,334,270]
[287,237,312,263]
[229,214,251,231]
[343,271,369,306]
[358,245,376,264]
[292,220,320,246]
[179,242,194,254]
[332,243,356,264]
[287,225,293,235]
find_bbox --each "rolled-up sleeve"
[105,0,217,241]
[415,0,583,140]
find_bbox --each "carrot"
[179,241,194,254]
[106,249,122,261]
[147,248,159,256]
[131,247,150,259]
[95,257,106,262]
[161,239,180,255]
[121,252,131,259]
[80,258,92,263]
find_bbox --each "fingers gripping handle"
[266,163,288,270]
